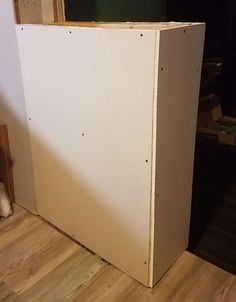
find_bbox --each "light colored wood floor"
[0,204,235,302]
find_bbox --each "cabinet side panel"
[153,24,205,285]
[16,25,156,286]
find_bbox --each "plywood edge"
[159,22,205,31]
[147,31,160,288]
[18,21,204,31]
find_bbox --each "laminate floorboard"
[0,204,235,302]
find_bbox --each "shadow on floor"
[188,134,236,275]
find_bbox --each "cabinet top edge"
[16,22,205,31]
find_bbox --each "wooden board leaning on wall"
[14,0,65,24]
[0,124,15,203]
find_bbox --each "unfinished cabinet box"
[16,22,205,287]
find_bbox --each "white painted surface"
[0,0,37,212]
[152,24,205,285]
[16,25,156,285]
[15,22,205,287]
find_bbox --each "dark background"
[64,0,166,22]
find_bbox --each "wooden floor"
[0,205,235,302]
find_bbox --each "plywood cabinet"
[15,22,205,287]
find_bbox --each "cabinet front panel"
[16,25,156,285]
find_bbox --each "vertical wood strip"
[0,124,15,202]
[13,0,21,23]
[53,0,65,22]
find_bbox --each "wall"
[0,0,37,212]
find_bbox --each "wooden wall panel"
[13,0,21,23]
[53,0,65,22]
[41,0,55,24]
[17,0,43,24]
[14,0,65,24]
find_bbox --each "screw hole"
[140,33,143,37]
[82,133,85,136]
[144,261,147,264]
[69,31,72,34]
[184,29,186,34]
[145,160,148,163]
[161,67,164,71]
[29,118,31,121]
[21,28,24,30]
